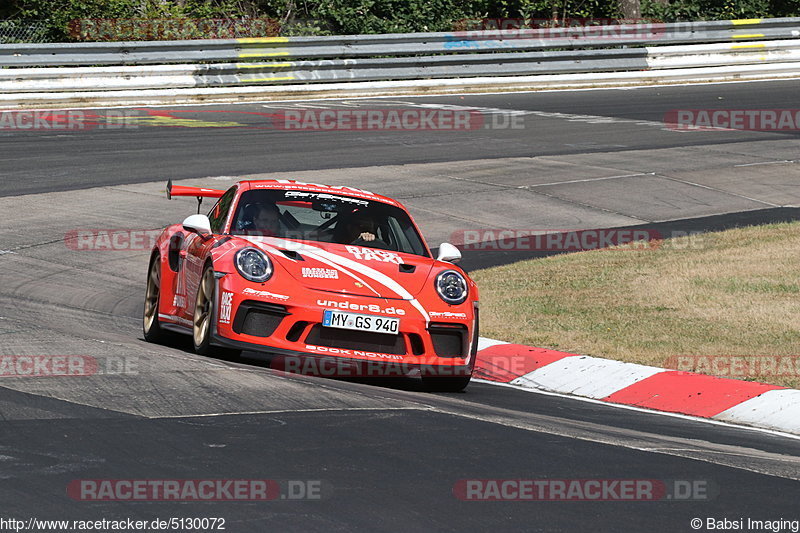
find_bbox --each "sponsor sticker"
[429,311,468,319]
[219,291,233,324]
[242,287,290,300]
[285,190,369,206]
[316,299,406,316]
[304,345,404,360]
[302,267,339,279]
[345,246,404,264]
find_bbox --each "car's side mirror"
[182,214,212,237]
[436,242,462,263]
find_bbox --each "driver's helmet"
[237,202,281,236]
[334,208,377,243]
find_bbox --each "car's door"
[176,186,238,322]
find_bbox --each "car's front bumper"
[212,274,478,375]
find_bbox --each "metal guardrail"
[1,17,798,67]
[0,17,798,101]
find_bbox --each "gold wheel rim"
[143,259,160,333]
[193,268,214,347]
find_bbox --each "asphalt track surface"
[1,80,799,531]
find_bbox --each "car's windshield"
[230,189,429,257]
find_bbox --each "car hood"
[236,236,434,300]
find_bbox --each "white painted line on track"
[734,160,796,167]
[10,77,800,112]
[522,172,652,189]
[152,406,430,419]
[657,174,781,207]
[472,378,800,442]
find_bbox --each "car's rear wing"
[166,179,225,200]
[166,179,226,213]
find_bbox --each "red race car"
[143,179,479,391]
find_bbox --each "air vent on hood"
[278,249,304,261]
[399,263,416,273]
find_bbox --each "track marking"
[12,77,800,112]
[522,172,651,189]
[152,406,430,419]
[734,160,795,167]
[656,174,780,207]
[473,378,800,442]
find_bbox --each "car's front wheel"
[193,263,241,359]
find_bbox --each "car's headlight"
[235,247,273,283]
[435,270,468,305]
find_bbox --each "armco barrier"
[0,17,798,105]
[1,18,799,67]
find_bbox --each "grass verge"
[472,222,800,388]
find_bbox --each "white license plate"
[322,310,399,335]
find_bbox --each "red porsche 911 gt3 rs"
[143,179,479,391]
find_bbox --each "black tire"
[193,263,241,359]
[421,375,471,392]
[143,254,167,343]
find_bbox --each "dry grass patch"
[472,222,800,388]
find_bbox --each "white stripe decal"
[234,237,430,322]
[239,236,383,296]
[159,313,193,327]
[299,250,383,297]
[310,248,430,322]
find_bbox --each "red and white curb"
[474,338,800,436]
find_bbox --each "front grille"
[305,324,406,355]
[428,323,468,358]
[232,300,288,338]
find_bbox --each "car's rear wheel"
[193,263,241,359]
[421,375,471,392]
[143,254,166,343]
